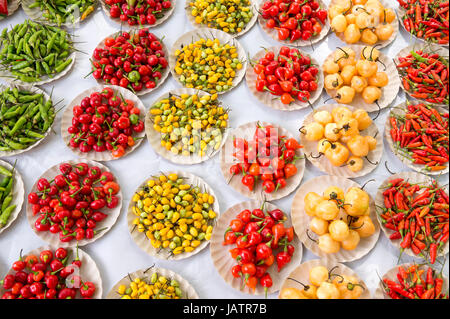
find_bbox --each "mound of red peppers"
[382,264,448,299]
[28,162,120,243]
[67,87,145,158]
[380,177,449,264]
[1,247,97,299]
[223,204,295,297]
[259,0,327,42]
[229,123,303,193]
[397,0,449,45]
[253,46,320,105]
[104,0,173,26]
[396,48,449,105]
[389,101,449,171]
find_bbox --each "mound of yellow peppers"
[323,46,389,105]
[280,265,364,299]
[304,185,376,254]
[118,273,183,299]
[301,105,378,173]
[149,93,229,157]
[132,173,217,255]
[174,38,243,94]
[188,0,254,34]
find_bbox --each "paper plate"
[0,85,55,157]
[127,171,220,260]
[300,104,383,178]
[26,159,123,247]
[61,85,146,161]
[331,0,399,49]
[0,0,20,21]
[100,0,176,29]
[92,31,170,96]
[106,267,199,299]
[210,200,303,295]
[384,102,449,175]
[291,175,380,263]
[21,0,98,26]
[145,88,229,165]
[278,259,371,299]
[0,160,24,235]
[374,263,449,299]
[322,44,400,112]
[394,44,449,108]
[374,172,449,259]
[397,6,449,48]
[185,0,258,38]
[220,121,305,201]
[0,245,103,298]
[245,47,324,111]
[258,0,330,47]
[169,28,248,95]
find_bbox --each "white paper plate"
[300,104,383,178]
[127,171,219,260]
[0,85,55,157]
[322,44,400,112]
[394,44,449,108]
[0,245,103,299]
[211,200,303,295]
[291,175,380,263]
[106,267,199,299]
[384,101,449,175]
[245,46,324,111]
[374,263,449,299]
[258,0,330,47]
[92,31,171,96]
[145,88,229,164]
[279,259,371,299]
[61,85,146,161]
[26,159,123,247]
[374,172,449,259]
[100,0,176,29]
[0,159,24,235]
[185,0,258,37]
[220,121,305,201]
[331,0,399,49]
[169,28,248,95]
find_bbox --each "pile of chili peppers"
[397,0,449,45]
[389,101,449,172]
[396,48,449,105]
[223,204,295,297]
[0,247,97,299]
[229,123,303,193]
[382,264,448,299]
[379,177,449,264]
[253,46,320,105]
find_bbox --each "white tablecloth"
[0,1,448,299]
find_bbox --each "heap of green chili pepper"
[396,48,449,105]
[397,0,449,45]
[0,161,16,228]
[0,86,55,152]
[26,0,96,26]
[0,19,74,83]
